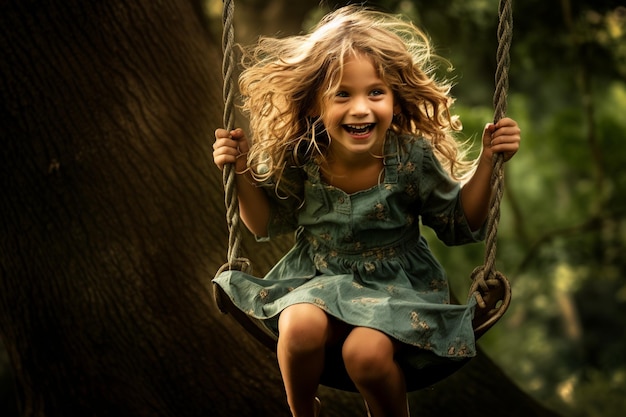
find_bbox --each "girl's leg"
[342,327,409,417]
[277,303,347,417]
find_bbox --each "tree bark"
[0,1,561,416]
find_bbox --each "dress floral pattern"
[213,131,483,359]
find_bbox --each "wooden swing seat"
[212,267,510,392]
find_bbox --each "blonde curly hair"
[238,5,475,185]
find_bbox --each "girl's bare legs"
[277,304,346,417]
[342,327,409,417]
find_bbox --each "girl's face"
[321,53,397,162]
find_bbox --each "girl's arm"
[213,128,270,237]
[461,118,521,231]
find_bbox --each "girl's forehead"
[337,53,385,80]
[318,57,389,101]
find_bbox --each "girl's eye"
[335,91,349,98]
[370,89,385,96]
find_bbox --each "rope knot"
[469,266,512,339]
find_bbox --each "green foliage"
[391,1,626,416]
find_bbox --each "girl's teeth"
[345,124,373,134]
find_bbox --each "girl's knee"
[342,328,396,384]
[278,304,330,354]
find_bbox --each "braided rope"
[220,0,246,268]
[469,0,513,336]
[485,0,512,277]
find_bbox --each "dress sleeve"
[413,140,485,246]
[255,165,303,241]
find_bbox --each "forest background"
[2,0,625,416]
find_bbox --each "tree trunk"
[0,1,560,416]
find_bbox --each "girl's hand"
[481,117,521,163]
[213,128,249,172]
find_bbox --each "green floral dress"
[214,132,483,360]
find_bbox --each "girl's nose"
[350,96,370,117]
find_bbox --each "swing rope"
[220,0,250,273]
[469,0,513,337]
[216,0,513,338]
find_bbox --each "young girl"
[213,6,520,417]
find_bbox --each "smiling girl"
[212,6,520,417]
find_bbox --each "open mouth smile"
[343,123,376,136]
